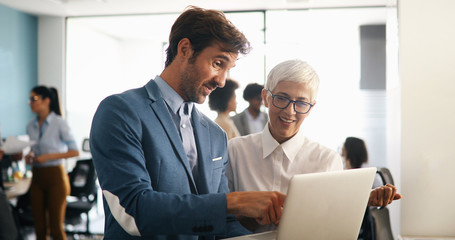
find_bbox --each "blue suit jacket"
[90,79,248,239]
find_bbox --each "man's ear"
[262,89,269,108]
[177,38,193,60]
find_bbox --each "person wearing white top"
[244,107,266,134]
[227,124,342,194]
[232,83,268,136]
[226,59,402,232]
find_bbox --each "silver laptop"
[227,167,377,240]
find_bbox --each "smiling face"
[179,43,238,104]
[263,81,315,144]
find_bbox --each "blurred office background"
[0,0,454,238]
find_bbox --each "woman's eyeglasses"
[29,96,41,102]
[267,89,313,114]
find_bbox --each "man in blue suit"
[90,6,285,240]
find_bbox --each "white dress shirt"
[227,124,343,194]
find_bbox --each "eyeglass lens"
[29,96,40,102]
[273,95,311,114]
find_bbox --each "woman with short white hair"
[226,59,401,232]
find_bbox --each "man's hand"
[368,184,402,207]
[226,191,286,226]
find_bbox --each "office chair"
[81,138,90,153]
[12,188,34,239]
[65,158,98,236]
[369,167,395,240]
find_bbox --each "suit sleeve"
[90,95,228,237]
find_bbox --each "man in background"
[232,83,268,136]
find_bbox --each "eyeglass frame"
[266,89,314,114]
[29,96,41,103]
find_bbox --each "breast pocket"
[211,157,225,191]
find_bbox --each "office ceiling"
[0,0,392,17]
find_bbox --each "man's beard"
[179,62,218,104]
[180,63,203,103]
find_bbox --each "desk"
[4,178,31,199]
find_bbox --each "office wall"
[37,16,66,114]
[399,0,455,237]
[0,4,37,137]
[385,5,401,237]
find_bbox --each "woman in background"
[342,136,374,240]
[208,78,241,139]
[25,86,79,240]
[342,136,368,169]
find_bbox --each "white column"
[38,16,66,116]
[399,0,455,237]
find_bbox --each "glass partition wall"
[66,7,390,166]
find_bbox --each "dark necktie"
[179,103,198,177]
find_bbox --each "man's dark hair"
[209,79,239,113]
[165,6,251,67]
[243,83,264,101]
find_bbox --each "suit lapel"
[145,80,197,192]
[191,108,211,194]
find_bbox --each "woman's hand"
[32,154,50,163]
[25,152,34,164]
